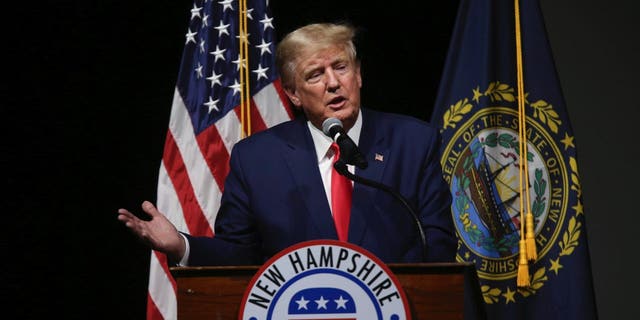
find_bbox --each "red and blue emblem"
[240,240,410,320]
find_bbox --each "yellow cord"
[242,0,251,136]
[238,0,251,138]
[514,0,534,287]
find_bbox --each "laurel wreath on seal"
[442,81,583,304]
[442,81,563,134]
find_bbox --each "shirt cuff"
[177,233,190,266]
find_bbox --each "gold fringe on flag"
[514,0,536,287]
[239,0,251,138]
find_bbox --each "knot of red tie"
[330,143,352,241]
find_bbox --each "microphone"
[321,117,368,169]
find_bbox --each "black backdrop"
[9,0,638,319]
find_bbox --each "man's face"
[285,45,362,131]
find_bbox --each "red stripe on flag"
[155,251,177,290]
[194,124,231,194]
[234,102,268,135]
[162,131,214,237]
[146,291,163,320]
[249,99,268,134]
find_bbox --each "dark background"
[8,0,638,319]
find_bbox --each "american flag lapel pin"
[374,153,384,162]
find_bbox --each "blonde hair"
[276,23,358,89]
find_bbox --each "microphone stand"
[334,159,428,261]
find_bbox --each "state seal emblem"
[438,81,585,304]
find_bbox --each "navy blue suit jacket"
[186,108,456,265]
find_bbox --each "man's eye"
[306,72,322,82]
[334,64,349,73]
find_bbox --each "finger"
[117,208,136,221]
[141,201,161,218]
[116,209,143,233]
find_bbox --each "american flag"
[148,0,292,319]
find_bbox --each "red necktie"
[330,143,352,241]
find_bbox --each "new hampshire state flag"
[431,0,598,319]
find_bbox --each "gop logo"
[240,240,410,320]
[288,287,356,319]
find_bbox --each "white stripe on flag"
[149,154,187,320]
[147,251,177,319]
[157,162,188,232]
[214,106,243,160]
[254,83,290,128]
[168,88,223,225]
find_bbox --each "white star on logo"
[334,295,349,309]
[315,296,328,310]
[295,296,309,310]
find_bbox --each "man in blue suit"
[118,22,456,266]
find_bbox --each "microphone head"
[321,117,343,137]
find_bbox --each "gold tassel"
[517,239,530,287]
[525,212,537,261]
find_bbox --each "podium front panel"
[172,262,478,319]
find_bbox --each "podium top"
[170,262,475,278]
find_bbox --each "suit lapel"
[348,109,390,244]
[281,118,339,239]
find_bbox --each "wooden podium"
[170,262,485,319]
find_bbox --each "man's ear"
[284,88,301,107]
